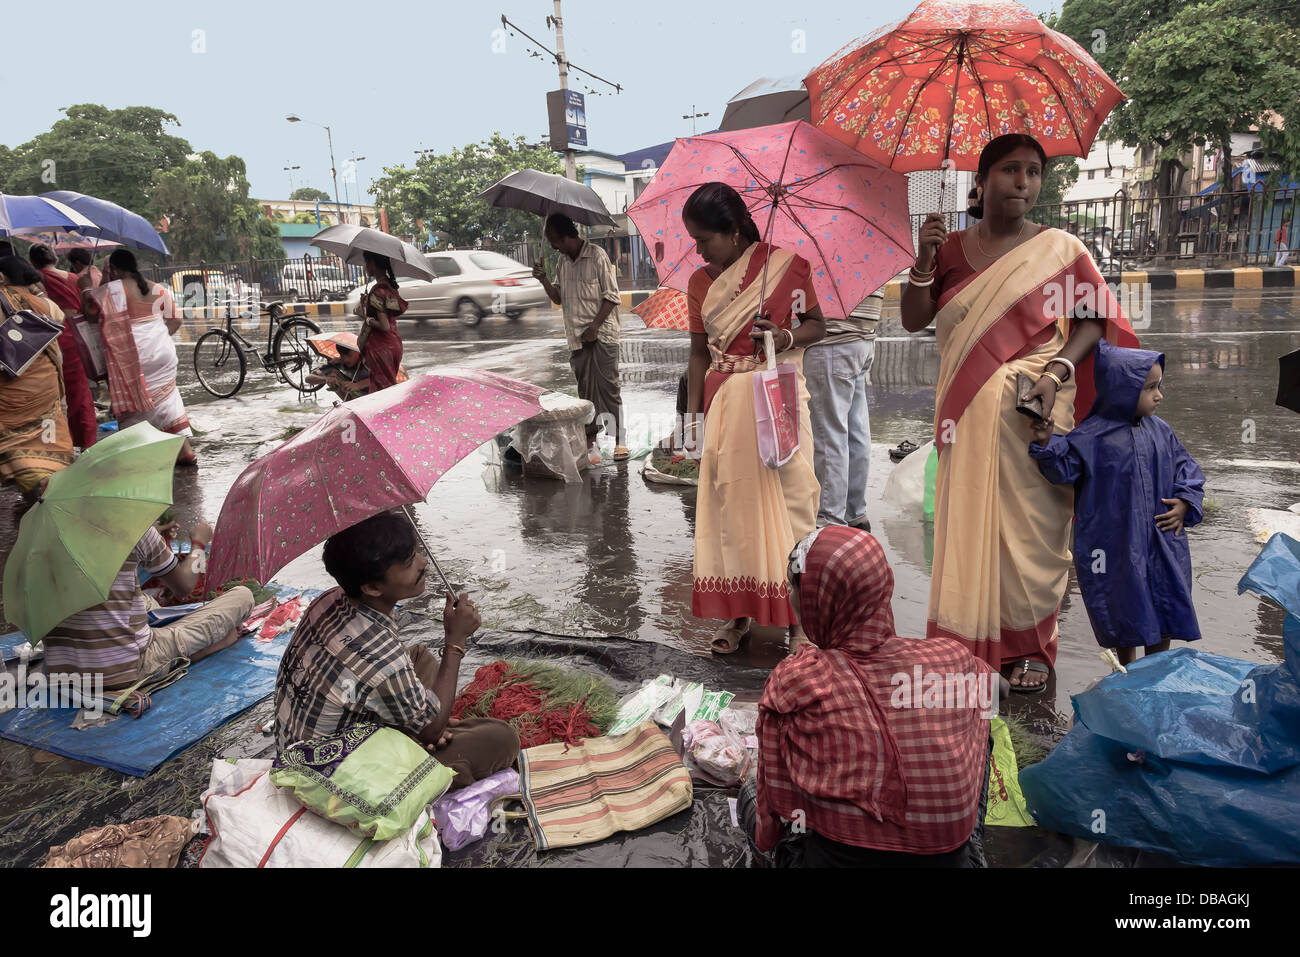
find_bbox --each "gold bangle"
[1040,371,1064,389]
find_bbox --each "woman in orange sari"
[0,257,75,504]
[79,250,196,466]
[900,135,1138,692]
[682,183,825,654]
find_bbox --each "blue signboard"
[565,90,587,148]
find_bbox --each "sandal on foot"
[1007,658,1050,694]
[889,439,919,462]
[711,622,751,655]
[613,446,631,462]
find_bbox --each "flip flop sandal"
[613,446,631,462]
[889,439,919,462]
[710,622,752,655]
[1008,658,1050,694]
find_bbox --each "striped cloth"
[515,720,692,851]
[756,526,992,854]
[44,527,179,687]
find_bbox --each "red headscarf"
[755,527,993,854]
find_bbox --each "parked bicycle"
[192,301,323,398]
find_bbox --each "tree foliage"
[0,105,192,216]
[289,187,331,202]
[151,152,284,261]
[1,104,282,262]
[1107,0,1300,188]
[372,134,568,246]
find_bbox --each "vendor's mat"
[0,585,319,777]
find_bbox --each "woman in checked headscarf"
[741,526,995,867]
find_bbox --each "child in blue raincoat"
[1028,340,1205,664]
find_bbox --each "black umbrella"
[479,169,616,227]
[1277,348,1300,414]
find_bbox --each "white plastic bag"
[682,720,749,785]
[882,439,935,511]
[198,759,442,868]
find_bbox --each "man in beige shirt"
[533,213,628,462]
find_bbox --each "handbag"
[0,290,63,378]
[752,329,802,468]
[68,312,107,381]
[491,720,692,851]
[270,721,454,841]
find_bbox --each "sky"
[3,0,1063,206]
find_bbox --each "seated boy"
[44,520,254,690]
[273,511,519,788]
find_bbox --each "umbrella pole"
[401,504,455,596]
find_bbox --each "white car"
[282,263,353,301]
[344,250,550,326]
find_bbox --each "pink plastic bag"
[752,329,801,468]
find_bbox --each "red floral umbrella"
[804,0,1123,172]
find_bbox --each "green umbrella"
[3,422,185,643]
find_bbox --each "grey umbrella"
[719,75,811,132]
[479,169,616,227]
[309,224,434,280]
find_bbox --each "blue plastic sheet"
[1021,534,1300,866]
[0,586,319,777]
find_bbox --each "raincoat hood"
[1091,339,1164,421]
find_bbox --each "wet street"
[4,290,1299,718]
[0,288,1297,860]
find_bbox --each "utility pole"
[683,105,709,135]
[552,0,576,182]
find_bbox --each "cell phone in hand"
[1015,372,1045,421]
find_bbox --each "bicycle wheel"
[272,317,324,393]
[193,330,248,398]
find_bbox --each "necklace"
[975,219,1029,259]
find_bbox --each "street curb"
[878,265,1300,299]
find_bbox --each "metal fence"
[913,183,1300,270]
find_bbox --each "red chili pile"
[451,661,600,749]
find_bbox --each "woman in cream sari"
[901,135,1137,692]
[682,183,825,654]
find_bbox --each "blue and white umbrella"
[40,190,169,255]
[0,194,97,236]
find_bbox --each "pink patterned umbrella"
[208,369,545,588]
[626,120,914,319]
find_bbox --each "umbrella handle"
[401,505,456,600]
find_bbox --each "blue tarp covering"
[0,586,320,777]
[1021,534,1300,866]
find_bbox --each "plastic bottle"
[923,445,938,522]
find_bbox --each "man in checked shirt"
[273,512,519,787]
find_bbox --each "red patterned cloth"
[632,287,690,331]
[756,527,992,854]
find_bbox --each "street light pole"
[348,155,367,207]
[682,106,709,135]
[287,114,344,225]
[552,0,576,182]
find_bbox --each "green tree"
[373,134,568,245]
[289,187,331,202]
[151,152,284,261]
[1,105,191,216]
[290,211,318,224]
[1108,0,1300,248]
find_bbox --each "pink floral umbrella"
[626,120,914,319]
[208,369,545,588]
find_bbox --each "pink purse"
[752,329,801,468]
